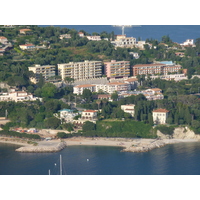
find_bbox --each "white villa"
[0,91,40,102]
[121,104,135,117]
[152,108,169,124]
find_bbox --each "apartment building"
[28,64,56,83]
[152,108,169,124]
[73,84,95,95]
[58,60,102,81]
[104,60,130,78]
[73,82,131,95]
[111,35,136,48]
[133,63,182,76]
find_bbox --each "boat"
[48,154,63,175]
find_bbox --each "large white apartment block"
[73,82,131,95]
[104,60,130,78]
[28,64,56,83]
[121,104,135,117]
[111,35,136,48]
[58,60,102,80]
[152,108,169,124]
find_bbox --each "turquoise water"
[1,142,200,175]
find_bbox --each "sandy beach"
[0,136,199,153]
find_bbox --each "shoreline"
[1,136,199,153]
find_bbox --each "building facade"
[86,36,101,41]
[28,64,56,83]
[104,60,130,78]
[73,84,96,95]
[58,60,102,81]
[152,108,169,124]
[121,104,135,117]
[133,63,182,76]
[19,44,35,50]
[111,35,136,48]
[0,36,8,44]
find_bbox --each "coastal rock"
[15,142,66,153]
[157,127,200,140]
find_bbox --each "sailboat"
[48,154,63,175]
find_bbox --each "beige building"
[104,60,130,78]
[152,108,169,124]
[59,34,71,39]
[58,60,102,81]
[28,64,56,83]
[121,104,135,117]
[0,36,8,44]
[133,63,182,76]
[19,29,32,34]
[81,110,98,121]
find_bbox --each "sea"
[42,25,200,44]
[1,25,200,176]
[1,142,200,175]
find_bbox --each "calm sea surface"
[1,142,200,175]
[42,25,200,43]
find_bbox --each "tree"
[82,89,92,102]
[82,121,96,132]
[111,92,118,101]
[41,83,57,98]
[44,117,61,129]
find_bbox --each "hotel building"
[28,64,56,83]
[104,60,130,78]
[58,60,102,81]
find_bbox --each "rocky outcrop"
[122,139,169,152]
[157,127,200,140]
[15,142,66,153]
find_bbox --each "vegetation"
[81,120,155,138]
[1,25,200,139]
[0,130,41,139]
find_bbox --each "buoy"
[87,159,89,162]
[54,163,57,166]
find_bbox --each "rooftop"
[83,110,97,113]
[153,108,169,113]
[75,84,95,88]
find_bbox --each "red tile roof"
[75,84,95,88]
[83,110,97,113]
[153,108,169,113]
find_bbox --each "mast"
[60,154,62,175]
